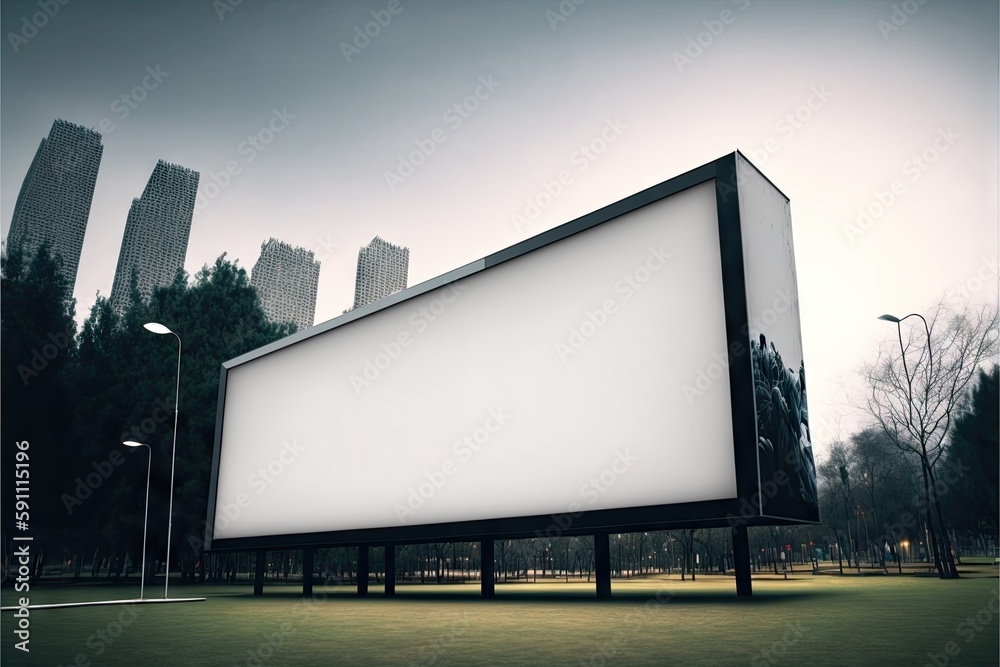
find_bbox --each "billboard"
[205,152,818,551]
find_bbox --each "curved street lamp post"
[123,441,151,599]
[143,322,181,598]
[876,312,955,577]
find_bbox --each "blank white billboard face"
[213,180,737,541]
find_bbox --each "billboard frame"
[204,151,818,554]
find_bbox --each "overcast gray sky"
[2,0,997,459]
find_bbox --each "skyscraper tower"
[351,236,409,310]
[7,119,104,294]
[109,160,199,313]
[250,238,321,331]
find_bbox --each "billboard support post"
[302,548,313,597]
[732,525,752,597]
[385,545,396,596]
[595,532,611,599]
[357,545,369,597]
[253,550,265,596]
[481,540,495,598]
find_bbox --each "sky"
[2,0,997,461]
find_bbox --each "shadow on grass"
[219,587,840,606]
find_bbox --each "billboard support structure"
[206,152,819,601]
[358,545,369,597]
[385,545,396,596]
[253,550,265,596]
[302,548,314,597]
[481,540,495,598]
[595,533,611,599]
[733,525,752,596]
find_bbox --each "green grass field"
[2,567,998,666]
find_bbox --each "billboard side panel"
[713,155,764,524]
[204,364,229,551]
[736,153,819,523]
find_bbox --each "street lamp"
[879,312,948,573]
[123,441,151,599]
[143,321,181,599]
[877,312,933,424]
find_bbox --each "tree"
[943,365,999,551]
[861,302,998,578]
[850,427,903,571]
[65,255,294,582]
[1,244,78,579]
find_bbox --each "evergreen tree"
[1,244,78,574]
[65,255,293,581]
[944,365,999,546]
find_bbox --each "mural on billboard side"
[752,333,817,506]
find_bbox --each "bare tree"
[861,301,998,579]
[851,427,904,572]
[818,445,852,572]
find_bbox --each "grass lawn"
[2,566,997,666]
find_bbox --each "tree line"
[1,244,996,585]
[2,244,293,583]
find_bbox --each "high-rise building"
[7,119,104,294]
[351,236,409,310]
[109,160,199,313]
[250,238,321,331]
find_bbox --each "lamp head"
[877,314,901,323]
[143,322,173,335]
[123,440,147,448]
